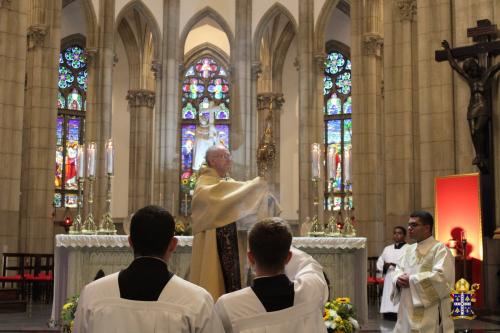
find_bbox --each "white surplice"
[74,273,223,333]
[376,243,407,313]
[391,237,455,333]
[214,247,328,333]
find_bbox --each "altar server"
[215,217,329,333]
[391,211,455,333]
[74,205,223,333]
[376,226,407,320]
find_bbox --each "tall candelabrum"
[98,172,116,234]
[82,175,97,234]
[69,177,84,234]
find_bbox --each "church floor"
[0,301,498,332]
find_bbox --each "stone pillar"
[19,0,61,253]
[351,0,385,254]
[313,53,326,225]
[297,0,315,224]
[160,0,180,214]
[383,0,418,242]
[0,0,27,252]
[416,0,454,212]
[127,89,155,213]
[85,0,115,219]
[151,60,164,206]
[232,0,254,180]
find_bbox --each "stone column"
[127,89,155,213]
[0,0,27,252]
[351,0,385,254]
[297,0,315,224]
[85,0,115,219]
[416,0,454,212]
[160,0,180,214]
[151,60,164,205]
[232,0,254,180]
[19,0,61,253]
[383,0,418,242]
[313,53,326,225]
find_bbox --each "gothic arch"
[253,3,298,63]
[115,0,161,61]
[179,7,234,60]
[314,0,350,54]
[183,42,230,70]
[117,19,141,89]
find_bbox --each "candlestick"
[99,173,116,234]
[69,177,84,234]
[77,145,85,179]
[105,139,114,175]
[82,175,97,234]
[87,142,96,177]
[311,143,321,179]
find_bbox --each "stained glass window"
[324,49,352,211]
[55,44,87,208]
[179,56,231,215]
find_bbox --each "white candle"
[87,142,96,177]
[327,145,335,180]
[311,143,321,179]
[105,139,114,175]
[77,145,85,179]
[344,146,352,183]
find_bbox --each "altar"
[50,235,367,326]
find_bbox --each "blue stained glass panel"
[323,77,333,95]
[58,66,74,89]
[344,119,352,144]
[208,78,229,100]
[65,194,78,208]
[325,52,345,75]
[215,124,230,147]
[77,70,88,91]
[182,103,197,119]
[336,72,351,94]
[67,89,82,111]
[215,103,230,120]
[64,46,86,69]
[346,60,351,71]
[59,53,63,64]
[326,120,341,144]
[326,94,342,115]
[343,96,352,114]
[56,117,64,145]
[180,124,196,193]
[182,78,204,99]
[57,92,65,109]
[185,66,195,77]
[54,193,62,208]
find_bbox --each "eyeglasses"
[408,222,424,229]
[214,154,231,160]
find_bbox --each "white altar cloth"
[50,235,367,327]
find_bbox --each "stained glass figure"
[323,48,352,210]
[55,44,87,208]
[180,56,231,212]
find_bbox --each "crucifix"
[436,19,500,174]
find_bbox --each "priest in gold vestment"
[190,145,278,300]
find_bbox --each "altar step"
[0,288,26,313]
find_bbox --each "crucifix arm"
[441,40,470,81]
[484,61,500,83]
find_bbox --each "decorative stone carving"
[251,61,262,79]
[126,89,155,108]
[397,0,416,21]
[27,24,47,49]
[84,48,98,67]
[314,54,327,72]
[113,53,119,66]
[362,33,383,57]
[151,60,162,80]
[293,57,300,71]
[257,93,285,111]
[0,0,12,9]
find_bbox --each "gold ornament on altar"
[257,93,283,178]
[450,278,480,320]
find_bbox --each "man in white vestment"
[74,205,223,333]
[215,217,329,333]
[190,145,279,300]
[391,211,455,333]
[376,226,407,320]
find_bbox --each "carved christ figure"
[441,40,500,172]
[192,102,221,171]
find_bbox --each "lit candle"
[77,144,85,179]
[105,139,114,175]
[311,143,321,179]
[87,142,96,177]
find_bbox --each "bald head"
[205,145,232,177]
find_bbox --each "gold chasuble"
[190,166,277,300]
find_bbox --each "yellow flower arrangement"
[324,297,359,333]
[61,295,79,333]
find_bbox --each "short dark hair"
[394,226,407,236]
[130,205,175,257]
[410,210,434,231]
[248,217,292,272]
